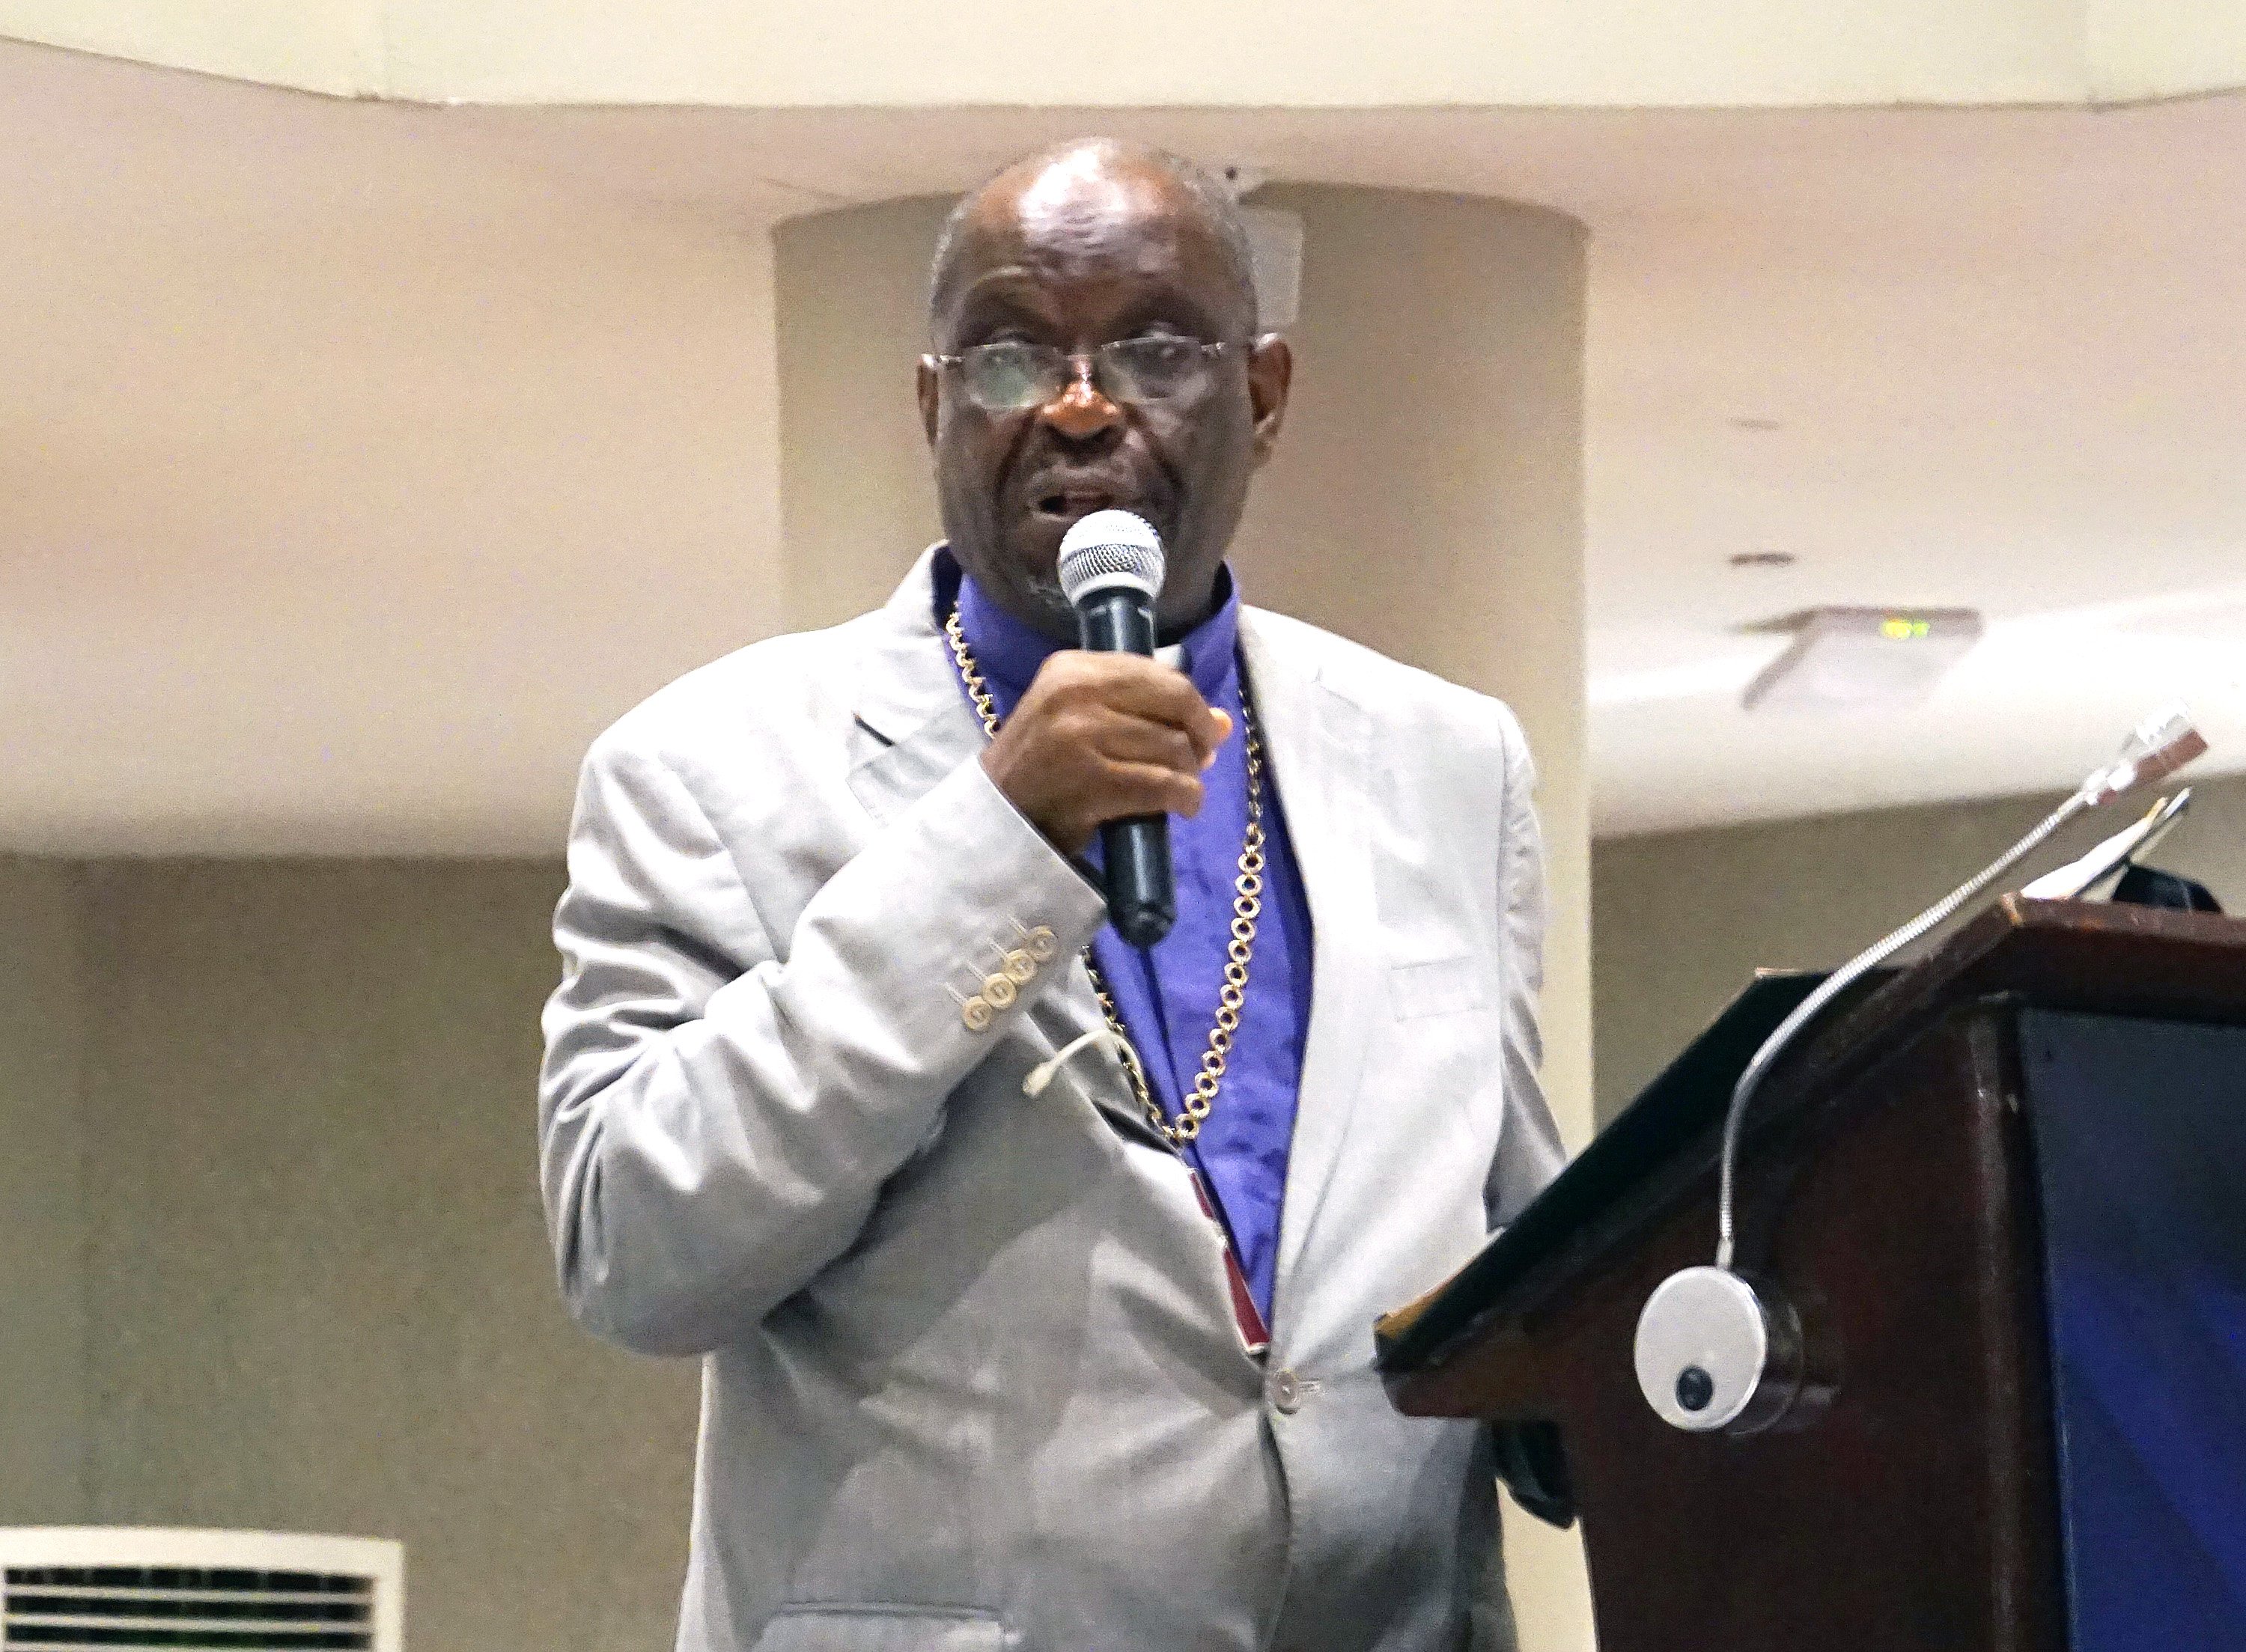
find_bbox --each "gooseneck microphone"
[1056,510,1174,949]
[1632,703,2209,1436]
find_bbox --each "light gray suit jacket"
[539,551,1565,1652]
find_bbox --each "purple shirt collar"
[939,544,1312,1329]
[951,554,1241,715]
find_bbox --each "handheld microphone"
[1057,510,1174,949]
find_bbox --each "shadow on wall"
[0,856,699,1652]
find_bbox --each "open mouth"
[1032,487,1123,522]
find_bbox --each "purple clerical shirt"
[943,552,1315,1322]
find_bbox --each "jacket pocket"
[751,1604,1012,1652]
[1387,954,1488,1019]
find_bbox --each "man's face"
[919,154,1291,638]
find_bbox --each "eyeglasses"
[925,336,1235,413]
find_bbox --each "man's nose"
[1039,356,1124,441]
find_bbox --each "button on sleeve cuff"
[706,750,1109,1099]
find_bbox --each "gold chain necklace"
[943,606,1265,1147]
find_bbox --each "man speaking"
[539,139,1565,1651]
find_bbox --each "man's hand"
[982,652,1232,855]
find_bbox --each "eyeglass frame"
[920,335,1253,415]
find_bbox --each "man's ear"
[1247,334,1292,467]
[917,356,942,447]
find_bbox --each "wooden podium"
[1378,899,2246,1651]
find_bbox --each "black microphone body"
[1076,585,1175,949]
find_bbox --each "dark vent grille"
[4,1569,372,1650]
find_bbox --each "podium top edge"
[1375,897,2246,1378]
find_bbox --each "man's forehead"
[966,167,1205,267]
[1013,146,1168,233]
[937,148,1241,318]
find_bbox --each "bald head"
[928,139,1257,341]
[916,136,1291,642]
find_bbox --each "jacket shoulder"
[583,610,887,780]
[1243,606,1533,762]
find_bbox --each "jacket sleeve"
[1485,706,1568,1229]
[1480,711,1583,1560]
[537,725,1107,1356]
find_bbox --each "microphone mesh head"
[1058,510,1165,606]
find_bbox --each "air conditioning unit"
[0,1528,402,1651]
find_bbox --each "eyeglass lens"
[958,338,1215,412]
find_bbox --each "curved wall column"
[1231,183,1589,1149]
[775,185,1595,1652]
[773,195,953,635]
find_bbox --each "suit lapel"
[845,549,985,825]
[1239,611,1381,1323]
[847,550,1156,1143]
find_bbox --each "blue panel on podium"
[2021,1011,2246,1650]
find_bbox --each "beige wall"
[773,196,950,633]
[11,0,2246,107]
[1592,772,2246,1123]
[0,859,699,1652]
[0,856,90,1524]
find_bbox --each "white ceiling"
[4,39,2242,851]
